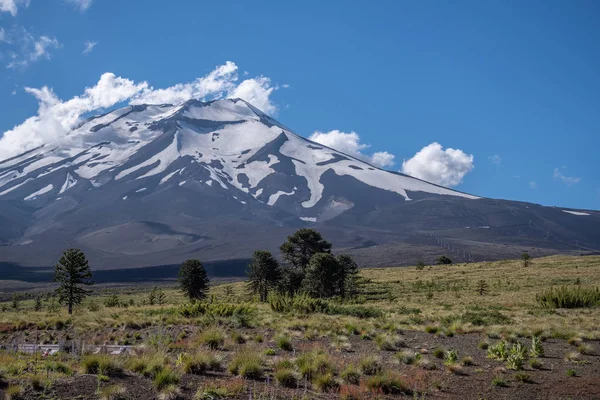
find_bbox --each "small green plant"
[478,340,490,350]
[577,343,593,355]
[461,356,473,366]
[98,384,126,400]
[566,369,577,377]
[374,334,397,351]
[231,331,246,344]
[359,356,382,376]
[487,341,509,360]
[530,336,544,357]
[514,373,533,383]
[491,375,507,387]
[296,351,335,380]
[264,348,277,356]
[5,385,23,400]
[444,349,458,365]
[425,325,438,334]
[536,285,600,308]
[506,353,524,371]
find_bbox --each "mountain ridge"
[0,98,598,270]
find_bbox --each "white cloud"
[553,167,580,186]
[0,27,8,43]
[6,28,61,69]
[0,62,282,159]
[401,142,474,187]
[488,154,501,165]
[0,0,29,16]
[529,181,538,189]
[82,41,97,54]
[308,130,396,168]
[65,0,92,11]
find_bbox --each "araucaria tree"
[279,228,332,294]
[303,253,341,298]
[336,254,360,299]
[53,248,93,314]
[521,252,531,267]
[247,250,281,302]
[179,259,210,301]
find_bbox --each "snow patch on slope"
[563,210,590,216]
[59,173,78,194]
[24,184,54,201]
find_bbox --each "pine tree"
[303,253,341,298]
[247,250,281,302]
[336,254,359,299]
[53,248,93,314]
[34,295,43,311]
[437,256,453,265]
[178,259,210,301]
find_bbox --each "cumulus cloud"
[64,0,92,11]
[0,62,282,160]
[488,154,501,165]
[308,130,396,168]
[529,181,538,189]
[401,142,474,187]
[553,167,580,186]
[0,0,29,16]
[5,28,61,69]
[82,41,97,54]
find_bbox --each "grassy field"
[0,255,599,399]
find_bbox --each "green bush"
[182,353,222,375]
[536,286,600,308]
[268,293,382,318]
[432,347,445,359]
[530,336,544,357]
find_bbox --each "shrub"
[341,364,361,385]
[296,351,334,380]
[359,356,382,376]
[487,341,509,361]
[396,350,416,365]
[276,335,293,351]
[81,355,123,377]
[183,353,222,375]
[529,358,543,369]
[566,369,577,377]
[228,350,264,380]
[153,368,180,390]
[179,301,255,318]
[199,328,225,350]
[268,293,382,318]
[312,372,339,392]
[530,336,544,357]
[424,325,438,334]
[366,373,411,395]
[432,347,445,359]
[506,353,524,371]
[514,373,533,383]
[275,368,297,388]
[461,356,473,366]
[536,286,600,308]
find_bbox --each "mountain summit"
[0,99,598,269]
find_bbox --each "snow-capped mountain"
[0,99,598,270]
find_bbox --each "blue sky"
[0,0,598,209]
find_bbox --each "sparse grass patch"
[199,328,225,350]
[566,368,577,377]
[153,367,180,390]
[536,286,600,308]
[228,350,264,380]
[514,373,533,383]
[276,334,293,351]
[366,372,411,395]
[81,354,123,377]
[313,373,340,393]
[341,364,361,385]
[296,351,335,380]
[432,347,445,359]
[359,356,382,376]
[492,375,508,387]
